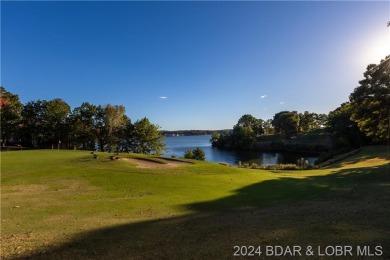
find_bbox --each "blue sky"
[2,1,389,130]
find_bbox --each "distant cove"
[163,135,318,166]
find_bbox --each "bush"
[192,147,206,161]
[262,164,299,170]
[184,147,206,161]
[296,158,312,169]
[239,163,310,170]
[184,150,193,159]
[250,163,258,169]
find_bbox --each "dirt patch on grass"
[3,184,48,195]
[3,180,97,197]
[122,158,191,168]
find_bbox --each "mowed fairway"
[1,147,389,259]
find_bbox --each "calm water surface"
[163,135,318,165]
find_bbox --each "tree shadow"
[11,163,390,259]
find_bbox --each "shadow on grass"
[12,163,390,259]
[187,162,390,213]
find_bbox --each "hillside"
[254,129,332,152]
[1,146,389,259]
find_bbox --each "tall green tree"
[272,111,300,139]
[299,111,315,132]
[69,102,98,150]
[44,99,71,147]
[235,114,264,137]
[229,114,264,149]
[262,119,275,135]
[21,100,46,147]
[349,56,390,143]
[104,104,126,152]
[231,124,257,149]
[0,87,23,146]
[127,117,166,155]
[211,115,264,149]
[327,102,367,149]
[210,130,230,147]
[210,132,221,144]
[21,99,70,148]
[298,111,327,132]
[314,113,328,128]
[118,115,133,152]
[94,105,108,151]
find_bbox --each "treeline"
[212,56,390,151]
[161,129,230,136]
[211,112,327,150]
[0,91,165,154]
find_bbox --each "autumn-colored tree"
[0,87,23,146]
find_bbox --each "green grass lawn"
[1,147,389,259]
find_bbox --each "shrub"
[184,150,193,159]
[192,147,206,161]
[261,164,299,170]
[240,163,307,170]
[183,147,206,161]
[278,164,299,170]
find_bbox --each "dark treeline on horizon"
[161,129,231,136]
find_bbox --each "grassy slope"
[1,147,389,259]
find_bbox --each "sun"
[363,31,390,64]
[371,40,390,63]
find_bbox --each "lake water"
[163,135,318,166]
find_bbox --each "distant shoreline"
[161,130,231,137]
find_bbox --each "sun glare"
[362,32,390,64]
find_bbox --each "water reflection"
[163,135,318,166]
